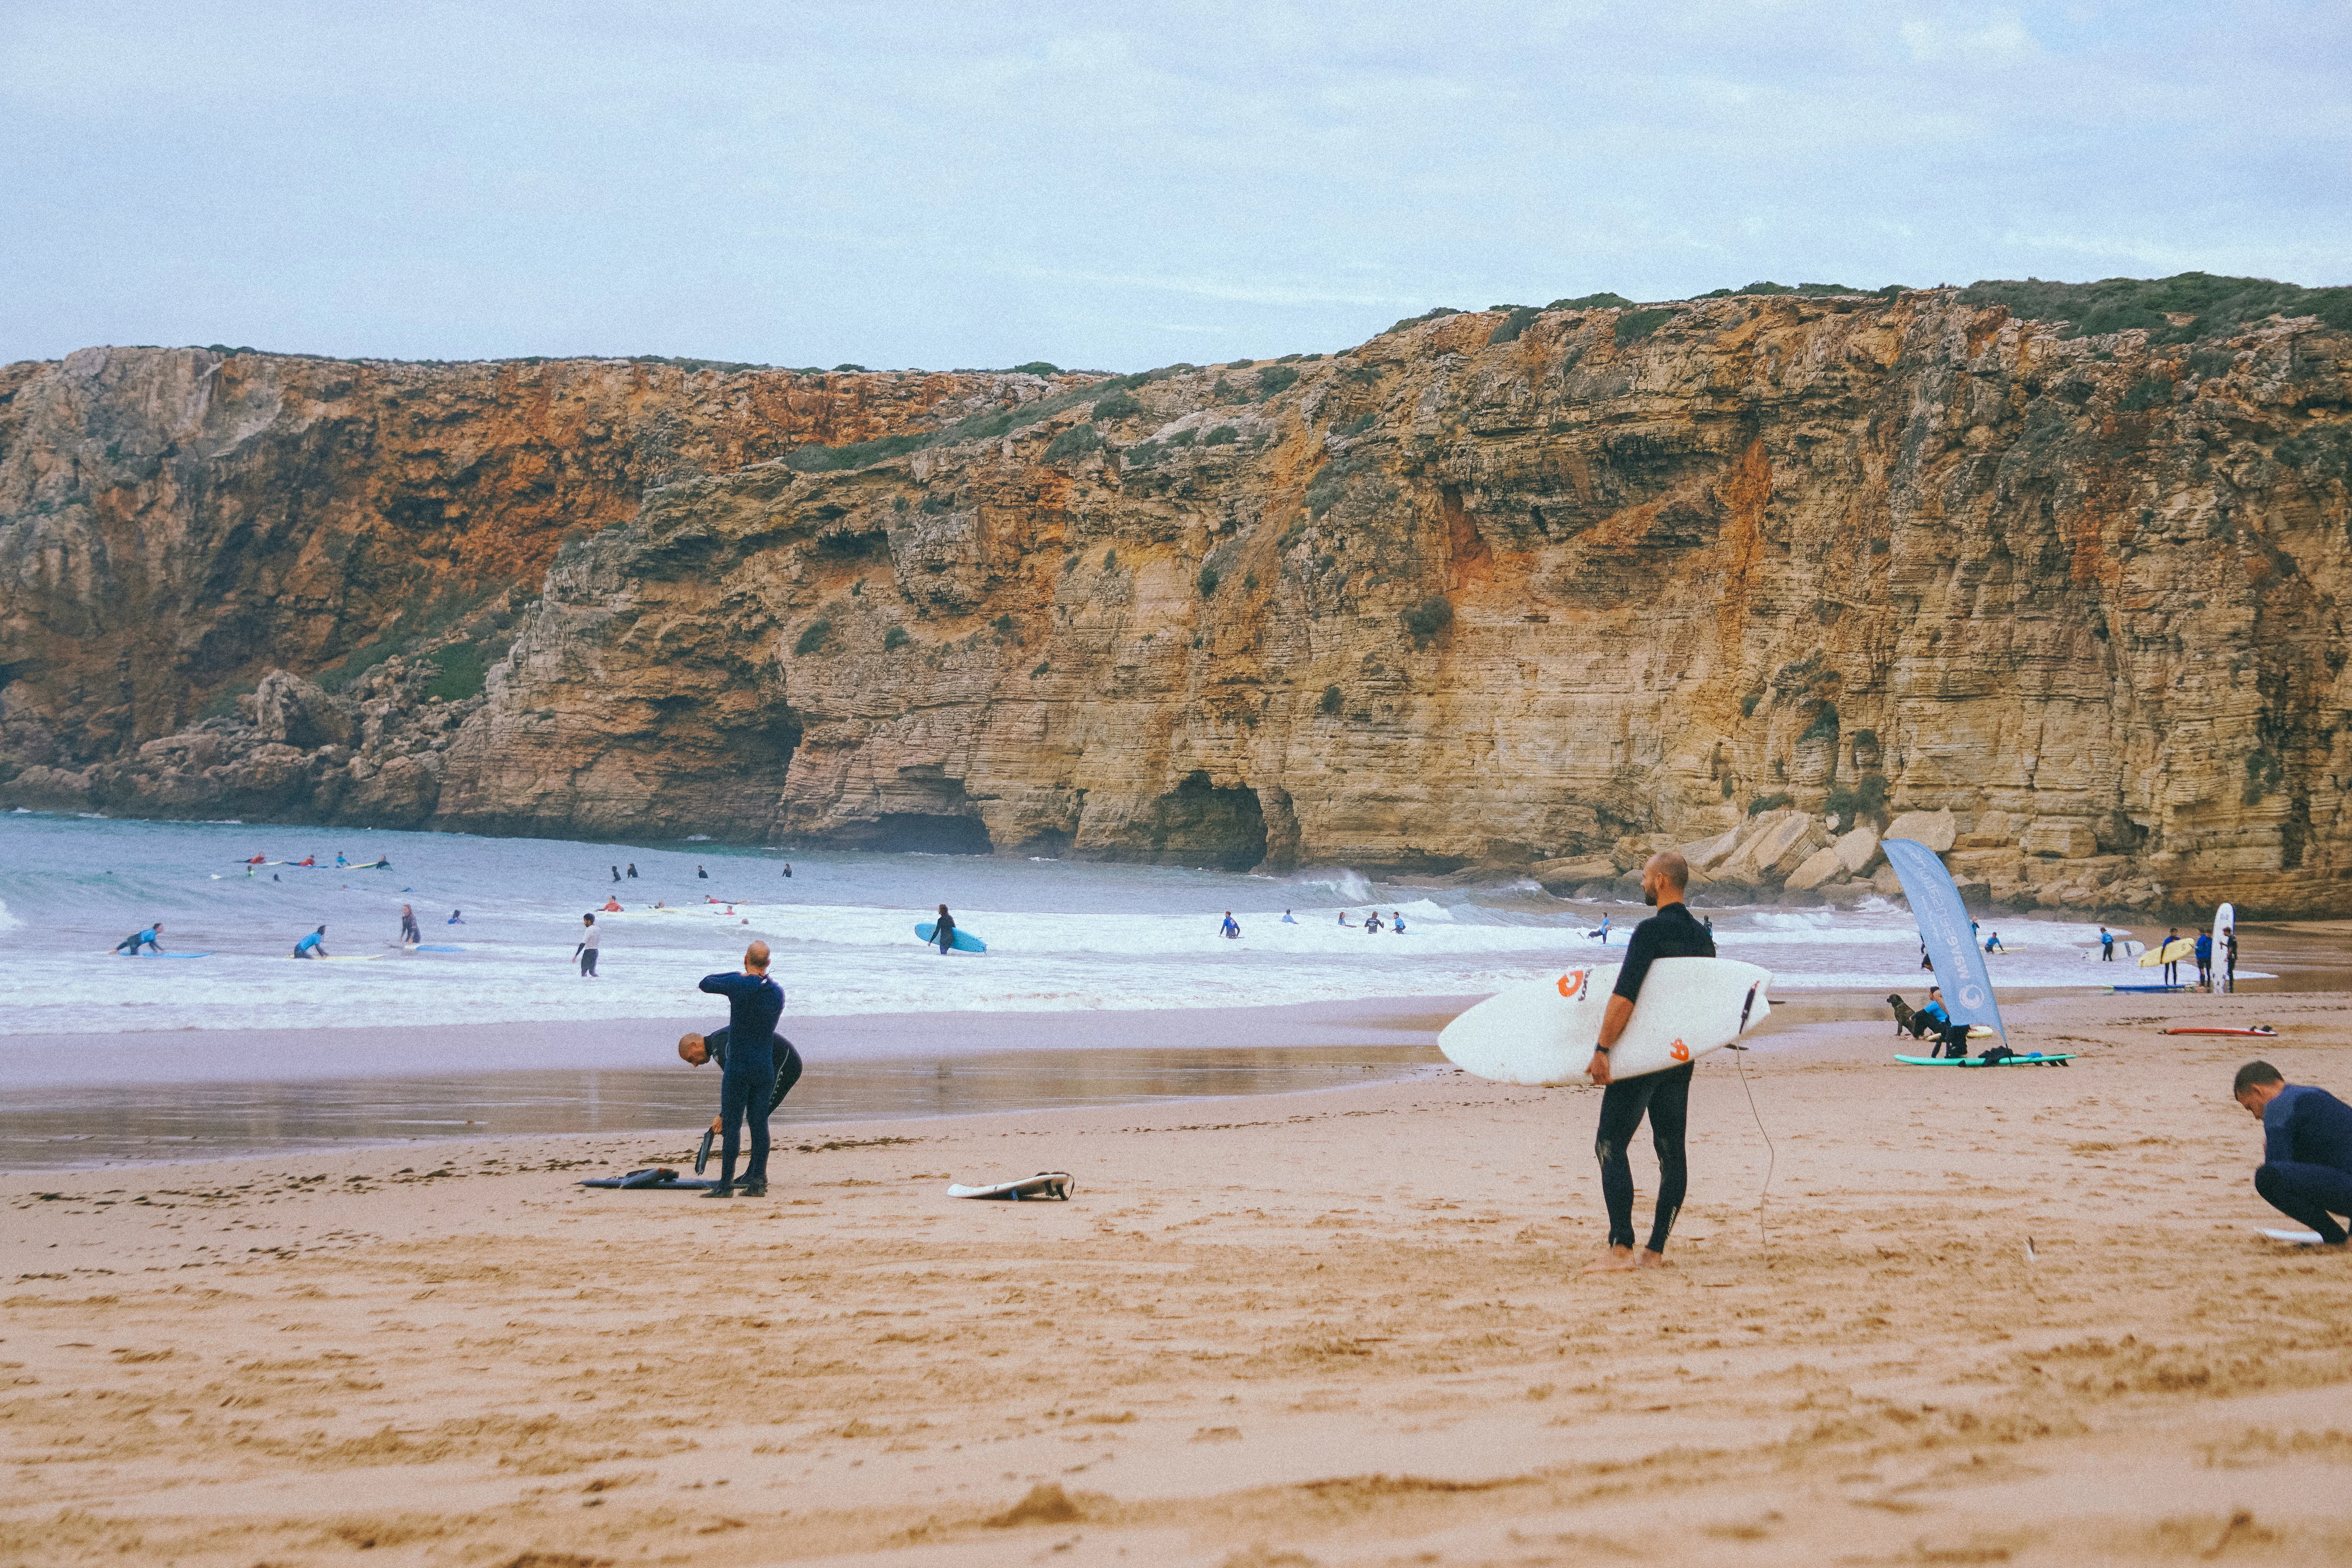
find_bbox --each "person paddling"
[114,922,165,955]
[697,941,786,1198]
[1583,851,1710,1274]
[2235,1061,2352,1247]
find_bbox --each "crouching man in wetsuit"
[1584,850,1711,1274]
[697,941,785,1198]
[679,1024,802,1141]
[2236,1061,2352,1247]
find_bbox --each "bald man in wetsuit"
[1583,850,1713,1274]
[697,941,785,1198]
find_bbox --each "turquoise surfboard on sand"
[1896,1053,2074,1067]
[915,922,987,953]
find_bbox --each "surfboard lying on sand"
[2261,1228,2327,1244]
[2162,1026,2276,1036]
[1439,958,1772,1085]
[580,1167,715,1191]
[915,921,987,953]
[2103,984,2187,994]
[1896,1053,2075,1067]
[948,1172,1073,1200]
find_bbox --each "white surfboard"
[2214,902,2236,991]
[2260,1227,2325,1245]
[948,1172,1073,1200]
[1439,958,1773,1085]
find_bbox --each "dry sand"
[5,988,2349,1567]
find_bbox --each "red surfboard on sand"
[2161,1026,2276,1037]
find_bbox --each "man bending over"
[115,922,165,955]
[679,1025,803,1141]
[1583,850,1711,1274]
[697,941,785,1198]
[2235,1061,2352,1247]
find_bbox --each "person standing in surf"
[2100,926,2114,961]
[933,904,957,955]
[399,905,421,946]
[292,926,329,959]
[575,913,601,977]
[1583,850,1710,1274]
[698,941,785,1198]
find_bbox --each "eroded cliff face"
[9,292,2352,914]
[0,347,1084,767]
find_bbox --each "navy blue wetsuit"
[2256,1085,2352,1245]
[704,1026,803,1116]
[699,970,785,1186]
[1595,902,1713,1254]
[116,927,162,955]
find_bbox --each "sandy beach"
[6,988,2350,1567]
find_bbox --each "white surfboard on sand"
[2214,902,2236,989]
[1439,957,1773,1085]
[2261,1227,2326,1245]
[948,1172,1073,1200]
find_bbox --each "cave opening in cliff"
[1127,770,1269,873]
[867,812,995,855]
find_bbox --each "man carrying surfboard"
[1583,851,1711,1274]
[2235,1062,2352,1247]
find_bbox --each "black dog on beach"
[1889,994,1920,1037]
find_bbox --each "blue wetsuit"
[116,927,162,954]
[2256,1085,2352,1244]
[293,931,325,958]
[700,970,785,1187]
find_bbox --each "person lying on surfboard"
[1584,850,1710,1275]
[2234,1061,2352,1248]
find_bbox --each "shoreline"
[4,985,2345,1564]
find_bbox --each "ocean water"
[2,810,2171,1040]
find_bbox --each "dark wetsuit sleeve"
[1612,922,1663,1004]
[705,1026,731,1073]
[768,1035,801,1114]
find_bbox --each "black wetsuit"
[699,971,786,1186]
[706,1026,802,1116]
[1595,902,1713,1255]
[2255,1085,2352,1245]
[935,913,956,955]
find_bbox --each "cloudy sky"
[4,2,2346,370]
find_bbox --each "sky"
[4,2,2347,371]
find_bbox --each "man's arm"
[1589,994,1635,1085]
[700,971,748,1000]
[2264,1092,2298,1165]
[1590,928,1657,1085]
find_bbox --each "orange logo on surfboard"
[1558,970,1586,998]
[1669,1038,1691,1062]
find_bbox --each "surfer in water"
[2100,926,2114,961]
[698,941,786,1198]
[575,914,601,977]
[1281,909,1296,924]
[1590,913,1612,944]
[1365,910,1384,933]
[292,926,329,959]
[114,922,165,955]
[399,905,421,946]
[1583,851,1710,1274]
[933,904,957,955]
[1220,912,1240,939]
[1392,910,1406,934]
[626,863,638,878]
[697,864,709,879]
[2235,1061,2352,1247]
[1983,931,2005,953]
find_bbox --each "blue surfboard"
[915,921,987,953]
[112,950,215,959]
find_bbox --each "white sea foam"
[0,812,2148,1038]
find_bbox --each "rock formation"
[7,279,2352,916]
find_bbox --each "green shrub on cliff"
[1547,293,1633,311]
[1203,425,1239,446]
[1615,309,1676,345]
[1091,390,1144,422]
[1747,791,1794,816]
[1402,596,1454,639]
[1011,361,1060,375]
[883,626,910,652]
[1958,272,2352,340]
[1320,684,1343,715]
[1488,306,1543,344]
[1045,423,1104,462]
[1198,564,1220,597]
[2120,375,2175,412]
[793,620,832,656]
[1254,365,1299,398]
[1385,307,1462,334]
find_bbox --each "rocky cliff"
[8,279,2352,916]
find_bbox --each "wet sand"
[5,987,2350,1566]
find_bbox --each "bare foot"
[1637,1249,1673,1269]
[1582,1247,1641,1274]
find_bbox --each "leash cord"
[1731,1045,1775,1258]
